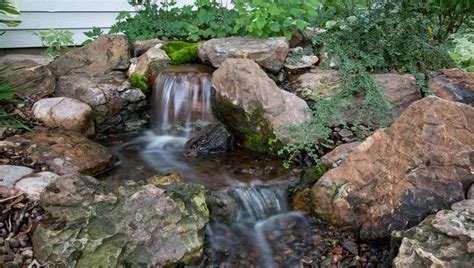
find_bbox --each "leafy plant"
[82,27,104,45]
[34,29,75,58]
[0,66,30,130]
[162,41,199,65]
[110,0,237,42]
[233,0,320,39]
[0,0,20,27]
[130,73,150,93]
[449,32,474,71]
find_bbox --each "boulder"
[32,97,95,137]
[198,37,289,72]
[429,68,474,106]
[212,59,310,153]
[0,60,55,102]
[286,70,423,124]
[127,46,170,77]
[132,38,166,57]
[392,199,474,267]
[185,123,234,154]
[321,142,361,168]
[48,35,130,77]
[0,131,118,176]
[0,54,53,66]
[33,174,209,267]
[311,96,474,240]
[14,171,59,200]
[55,72,148,133]
[0,165,34,187]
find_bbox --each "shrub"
[34,29,75,58]
[82,27,104,45]
[0,0,21,27]
[129,73,150,93]
[233,0,319,39]
[110,0,237,42]
[162,41,199,65]
[449,32,474,71]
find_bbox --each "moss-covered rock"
[162,41,199,65]
[129,73,150,93]
[32,174,209,267]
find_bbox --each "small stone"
[338,129,353,138]
[8,239,19,248]
[21,249,33,259]
[343,241,358,255]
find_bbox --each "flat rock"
[49,35,130,77]
[32,97,95,137]
[0,165,34,188]
[127,45,170,77]
[198,37,289,72]
[0,60,55,102]
[14,171,59,200]
[0,54,53,66]
[132,38,166,57]
[429,68,474,106]
[392,199,474,267]
[212,58,310,153]
[312,96,474,240]
[0,131,118,176]
[33,174,208,267]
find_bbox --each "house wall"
[0,0,233,49]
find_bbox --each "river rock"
[49,35,130,77]
[0,54,53,66]
[392,199,474,267]
[32,97,95,137]
[0,60,55,102]
[132,38,166,57]
[0,165,34,188]
[14,171,59,200]
[287,70,423,124]
[312,96,474,240]
[127,46,170,77]
[212,58,310,153]
[0,131,118,176]
[429,68,474,106]
[55,72,148,133]
[185,123,234,154]
[198,37,289,72]
[321,142,361,168]
[32,174,209,267]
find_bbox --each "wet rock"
[55,72,148,133]
[312,96,474,240]
[32,97,95,137]
[321,142,361,168]
[0,60,55,102]
[468,184,474,199]
[49,35,130,77]
[198,37,289,72]
[127,46,170,77]
[14,171,59,200]
[0,131,118,176]
[132,38,166,57]
[0,165,34,187]
[33,174,209,267]
[0,54,53,66]
[185,123,234,154]
[284,47,319,70]
[147,171,182,186]
[392,199,474,267]
[212,59,310,154]
[287,70,423,124]
[429,68,474,106]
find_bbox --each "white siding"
[0,0,233,48]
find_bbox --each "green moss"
[212,94,283,154]
[162,41,199,65]
[129,73,149,93]
[301,163,328,186]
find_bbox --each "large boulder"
[55,72,148,133]
[0,131,118,176]
[311,96,474,240]
[48,35,130,77]
[392,199,474,267]
[198,37,289,72]
[429,68,474,106]
[0,60,55,102]
[286,69,423,124]
[32,97,95,137]
[32,174,209,267]
[212,59,310,153]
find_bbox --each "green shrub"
[449,32,474,71]
[129,73,150,93]
[34,29,75,58]
[233,0,319,39]
[162,41,199,65]
[82,27,103,45]
[0,0,21,27]
[110,0,237,42]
